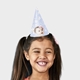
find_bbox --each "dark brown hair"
[11,33,62,80]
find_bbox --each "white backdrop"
[0,0,80,80]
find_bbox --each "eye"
[34,51,40,53]
[46,51,52,53]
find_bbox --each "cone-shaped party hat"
[30,9,49,37]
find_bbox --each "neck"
[30,71,49,80]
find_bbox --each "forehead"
[30,38,53,48]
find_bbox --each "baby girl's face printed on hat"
[34,26,44,35]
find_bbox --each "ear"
[24,50,30,60]
[53,54,56,60]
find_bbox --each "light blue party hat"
[30,9,49,37]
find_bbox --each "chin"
[36,69,49,73]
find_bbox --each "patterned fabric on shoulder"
[24,76,30,80]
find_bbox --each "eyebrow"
[32,48,40,50]
[46,48,53,50]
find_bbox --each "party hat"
[30,9,49,37]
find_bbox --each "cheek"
[48,55,55,62]
[29,55,37,62]
[29,57,34,65]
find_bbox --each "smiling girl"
[11,10,62,80]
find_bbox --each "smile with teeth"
[37,61,47,66]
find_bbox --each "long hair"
[11,33,62,80]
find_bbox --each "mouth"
[37,61,47,66]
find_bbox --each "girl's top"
[24,77,30,80]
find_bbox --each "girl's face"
[24,38,55,73]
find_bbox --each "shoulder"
[24,77,30,80]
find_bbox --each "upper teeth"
[38,62,47,66]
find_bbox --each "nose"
[39,51,46,59]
